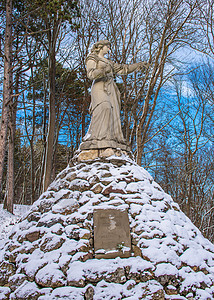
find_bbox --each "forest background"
[0,0,213,243]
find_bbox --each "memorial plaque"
[93,209,131,259]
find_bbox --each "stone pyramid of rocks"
[0,154,214,300]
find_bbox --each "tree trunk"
[30,66,36,204]
[4,71,16,214]
[43,47,56,192]
[0,0,12,194]
[38,75,47,195]
[6,102,15,214]
[30,142,35,204]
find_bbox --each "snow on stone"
[181,247,214,269]
[43,286,85,299]
[52,198,78,214]
[35,262,66,287]
[10,281,52,300]
[0,155,213,299]
[10,281,42,299]
[23,257,47,280]
[0,287,10,299]
[154,263,178,277]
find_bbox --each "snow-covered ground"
[0,204,31,247]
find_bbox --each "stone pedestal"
[93,209,131,259]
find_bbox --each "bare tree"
[150,65,214,240]
[0,0,12,203]
[135,0,198,164]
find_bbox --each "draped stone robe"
[80,54,130,151]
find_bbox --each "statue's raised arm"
[80,40,147,152]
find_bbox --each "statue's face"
[99,44,110,56]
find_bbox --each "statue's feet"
[74,148,130,162]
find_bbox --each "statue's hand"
[104,64,112,74]
[97,65,111,76]
[138,61,149,70]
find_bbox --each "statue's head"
[91,40,111,54]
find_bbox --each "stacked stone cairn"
[0,149,214,299]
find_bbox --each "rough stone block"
[99,148,115,158]
[77,150,98,161]
[25,231,40,243]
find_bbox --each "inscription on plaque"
[93,209,131,259]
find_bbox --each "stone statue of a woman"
[80,40,147,152]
